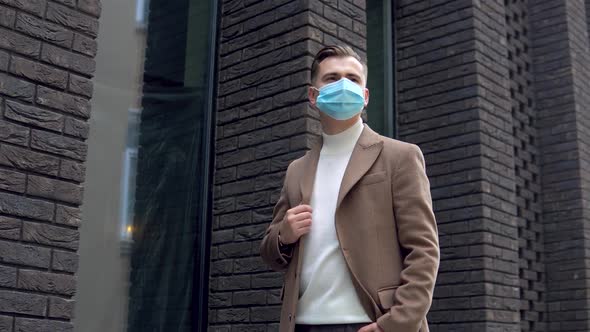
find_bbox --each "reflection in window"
[135,0,150,28]
[366,1,396,138]
[75,0,217,331]
[120,108,140,244]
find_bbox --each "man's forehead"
[317,56,364,76]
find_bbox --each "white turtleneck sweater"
[295,117,372,324]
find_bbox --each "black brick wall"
[504,2,546,330]
[530,1,590,331]
[396,0,520,330]
[209,0,366,331]
[0,0,100,330]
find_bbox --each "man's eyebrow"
[320,72,361,79]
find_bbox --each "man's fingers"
[289,204,313,215]
[288,211,312,223]
[356,325,371,332]
[293,218,312,229]
[297,226,311,236]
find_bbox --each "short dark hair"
[310,45,368,84]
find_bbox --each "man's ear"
[364,88,370,108]
[308,86,318,106]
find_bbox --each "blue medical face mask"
[313,77,366,120]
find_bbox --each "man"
[260,45,439,332]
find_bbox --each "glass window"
[74,1,218,331]
[366,1,396,138]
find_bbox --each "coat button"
[289,314,292,321]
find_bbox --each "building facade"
[0,0,589,331]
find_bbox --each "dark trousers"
[294,323,369,332]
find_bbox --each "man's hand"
[279,204,313,245]
[357,322,384,332]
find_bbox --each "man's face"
[309,56,369,109]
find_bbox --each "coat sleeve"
[259,165,293,272]
[377,143,440,332]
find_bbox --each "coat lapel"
[336,124,383,209]
[298,141,320,205]
[298,123,383,208]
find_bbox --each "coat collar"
[299,122,384,209]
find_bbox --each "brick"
[338,0,365,23]
[0,0,46,16]
[51,250,78,273]
[217,136,237,153]
[0,168,26,193]
[55,205,81,227]
[308,11,338,35]
[0,119,29,146]
[0,290,46,316]
[68,74,93,97]
[0,265,16,287]
[323,4,352,30]
[18,269,76,296]
[234,223,267,242]
[0,4,15,27]
[252,207,273,224]
[22,222,79,250]
[0,72,35,102]
[5,100,64,131]
[217,308,248,323]
[53,0,75,6]
[0,191,54,221]
[15,12,73,48]
[250,305,281,322]
[209,292,232,307]
[15,318,73,332]
[337,26,365,50]
[251,271,282,288]
[46,2,98,37]
[36,85,91,118]
[41,44,95,75]
[0,216,20,240]
[233,290,266,305]
[216,275,250,291]
[218,148,255,167]
[59,159,85,182]
[212,229,234,244]
[219,211,251,228]
[238,128,271,148]
[0,314,12,331]
[31,129,87,161]
[235,191,268,209]
[0,144,60,176]
[210,259,233,276]
[236,160,269,179]
[27,175,83,204]
[218,242,251,259]
[48,297,74,319]
[233,256,268,273]
[215,167,237,184]
[72,33,97,57]
[0,26,40,56]
[214,197,235,214]
[77,0,101,17]
[0,239,50,268]
[254,139,290,158]
[0,49,8,70]
[63,117,89,139]
[7,50,62,89]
